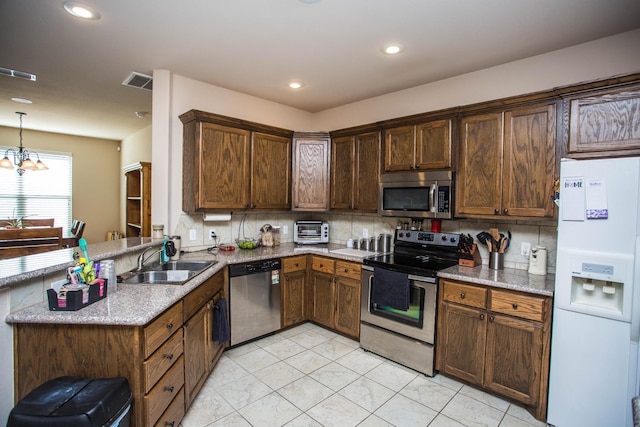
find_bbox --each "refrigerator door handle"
[631,236,640,343]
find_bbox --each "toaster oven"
[294,221,329,244]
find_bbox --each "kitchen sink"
[122,260,217,285]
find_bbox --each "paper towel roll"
[203,213,232,222]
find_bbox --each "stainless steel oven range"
[361,229,459,376]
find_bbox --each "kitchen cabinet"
[567,85,640,156]
[292,132,330,211]
[14,302,185,427]
[282,255,308,327]
[456,103,556,219]
[309,256,361,339]
[180,110,293,212]
[183,270,226,408]
[124,161,151,237]
[383,119,452,172]
[330,132,380,212]
[13,268,228,427]
[436,279,551,421]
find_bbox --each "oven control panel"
[395,230,459,247]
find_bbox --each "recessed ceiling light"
[63,2,101,20]
[11,97,32,104]
[381,44,404,55]
[135,111,149,119]
[288,81,304,89]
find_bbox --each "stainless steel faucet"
[137,246,164,271]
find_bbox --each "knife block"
[458,244,482,267]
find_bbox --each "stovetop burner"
[363,230,460,277]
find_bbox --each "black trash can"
[7,376,132,427]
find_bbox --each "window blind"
[0,147,73,232]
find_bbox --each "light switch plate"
[189,229,197,241]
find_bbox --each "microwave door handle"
[430,183,437,213]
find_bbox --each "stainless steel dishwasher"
[229,258,281,346]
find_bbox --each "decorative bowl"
[235,238,260,249]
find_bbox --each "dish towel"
[213,297,230,343]
[371,267,410,311]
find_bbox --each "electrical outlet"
[521,242,531,257]
[362,228,369,238]
[209,229,216,240]
[283,225,289,235]
[189,229,197,241]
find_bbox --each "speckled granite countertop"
[438,264,555,297]
[4,242,379,326]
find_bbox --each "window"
[0,148,72,232]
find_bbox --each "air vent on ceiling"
[0,66,37,81]
[122,72,153,91]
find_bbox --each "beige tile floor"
[181,323,547,427]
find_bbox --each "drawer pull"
[166,323,174,330]
[165,353,174,360]
[166,422,175,427]
[344,268,349,273]
[512,303,518,309]
[489,315,495,322]
[460,293,465,299]
[166,385,175,393]
[479,313,484,320]
[319,264,324,268]
[295,263,299,267]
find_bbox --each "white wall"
[151,29,640,248]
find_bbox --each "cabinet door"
[569,88,640,154]
[485,314,543,406]
[309,271,335,329]
[503,104,556,218]
[251,132,291,209]
[283,270,307,327]
[384,126,415,172]
[354,132,380,212]
[456,113,503,216]
[415,119,451,170]
[198,123,250,209]
[440,302,486,385]
[183,304,208,408]
[334,276,360,338]
[292,137,330,211]
[331,136,355,210]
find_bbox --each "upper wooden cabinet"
[124,162,152,237]
[330,132,380,212]
[180,110,293,212]
[456,103,556,220]
[384,119,452,172]
[567,86,640,156]
[251,132,292,209]
[292,132,330,211]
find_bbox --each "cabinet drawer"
[145,355,185,427]
[442,281,487,309]
[143,328,184,393]
[153,387,185,427]
[184,276,216,321]
[312,257,335,274]
[283,255,307,273]
[335,260,361,281]
[490,290,546,322]
[145,302,183,359]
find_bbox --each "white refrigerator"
[548,157,640,427]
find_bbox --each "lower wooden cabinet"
[13,269,229,427]
[282,255,308,327]
[309,256,361,339]
[436,279,551,421]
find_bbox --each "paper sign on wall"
[586,178,608,219]
[562,177,585,221]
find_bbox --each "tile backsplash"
[174,212,557,273]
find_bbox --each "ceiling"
[0,0,639,141]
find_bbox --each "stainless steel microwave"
[294,220,329,244]
[379,171,454,219]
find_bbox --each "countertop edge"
[437,265,555,296]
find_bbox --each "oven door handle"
[363,265,437,284]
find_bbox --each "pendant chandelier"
[0,112,48,175]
